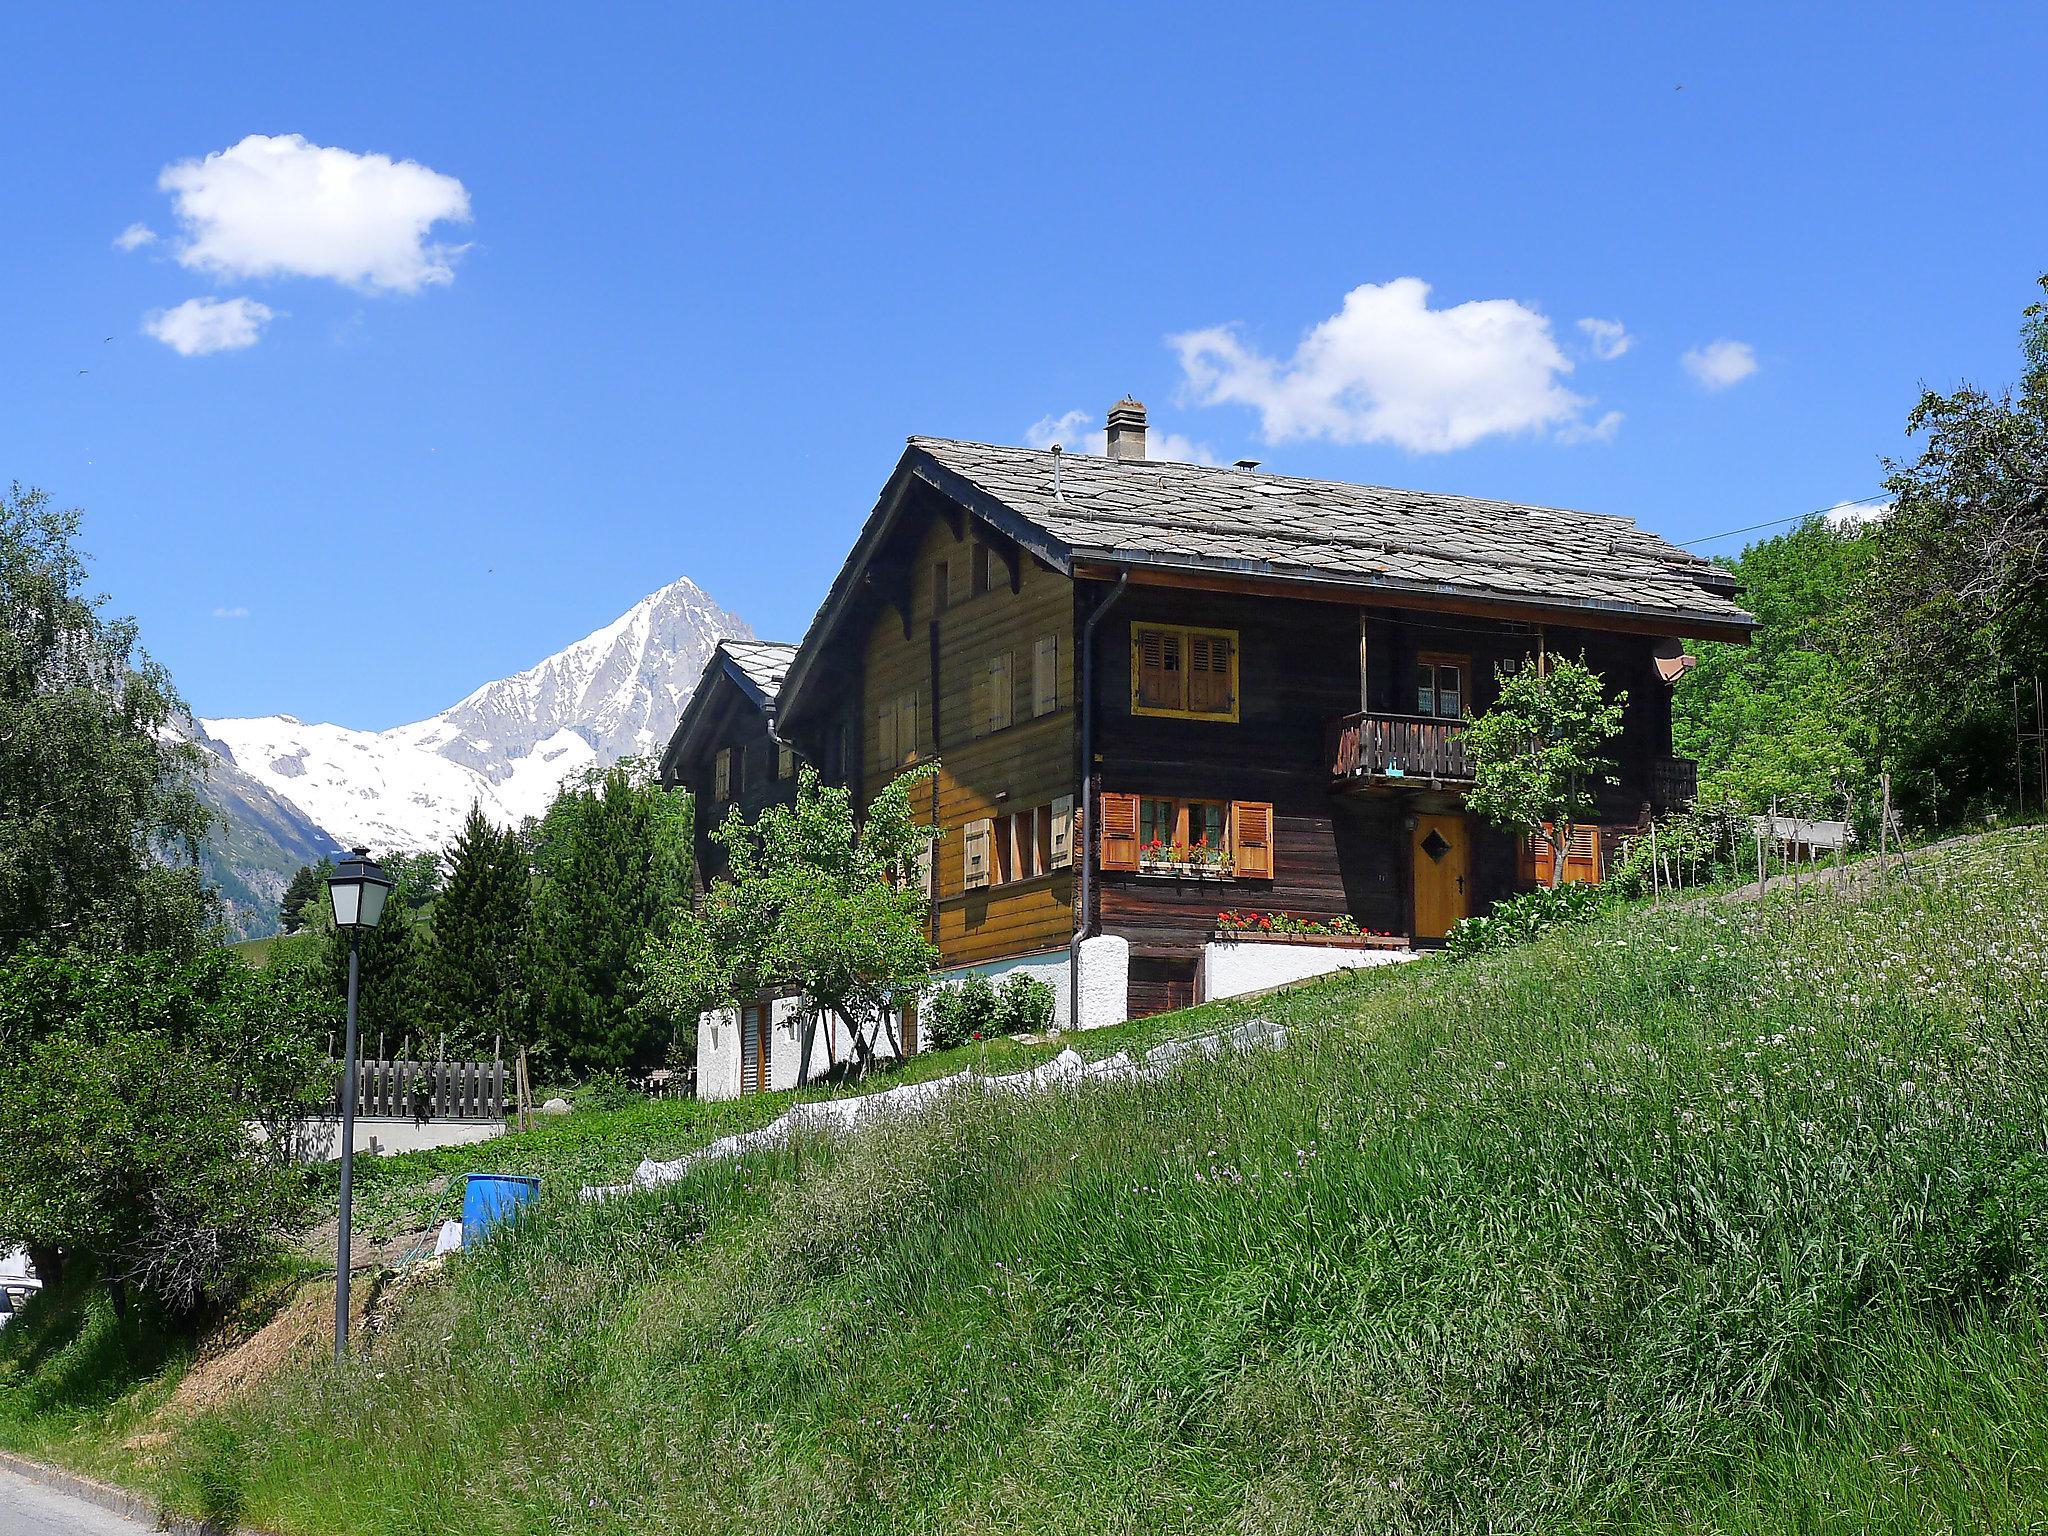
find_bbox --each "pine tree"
[425,805,531,1056]
[525,762,691,1074]
[278,859,331,933]
[323,852,438,1056]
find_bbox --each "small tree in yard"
[0,948,328,1315]
[1465,656,1627,887]
[646,765,938,1081]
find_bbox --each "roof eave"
[1068,548,1759,642]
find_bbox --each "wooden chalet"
[673,399,1756,1034]
[658,640,800,890]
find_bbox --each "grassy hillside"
[10,829,2048,1532]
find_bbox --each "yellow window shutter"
[987,652,1012,732]
[1050,794,1074,869]
[963,818,992,890]
[1231,801,1274,879]
[1033,634,1059,716]
[1099,791,1141,873]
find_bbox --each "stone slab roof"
[719,640,798,703]
[907,437,1752,631]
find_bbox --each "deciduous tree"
[646,765,937,1079]
[1465,657,1625,887]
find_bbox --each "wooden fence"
[333,1058,507,1121]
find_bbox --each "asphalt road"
[0,1466,156,1534]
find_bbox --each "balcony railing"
[1330,711,1474,785]
[1651,756,1698,812]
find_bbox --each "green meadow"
[9,828,2048,1534]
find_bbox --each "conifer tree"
[525,761,691,1073]
[426,804,531,1055]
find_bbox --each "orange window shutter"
[1099,792,1141,872]
[1231,801,1274,879]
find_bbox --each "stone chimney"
[1106,397,1147,461]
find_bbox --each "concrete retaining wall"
[1201,939,1414,1002]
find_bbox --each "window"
[1102,793,1272,877]
[714,748,732,803]
[984,651,1013,734]
[879,689,920,767]
[962,799,1074,893]
[932,560,951,615]
[1132,624,1238,721]
[1032,634,1059,716]
[970,541,1006,597]
[1415,652,1467,719]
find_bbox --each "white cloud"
[1823,498,1891,530]
[113,222,158,252]
[1557,410,1624,445]
[211,605,250,619]
[144,296,275,356]
[1170,278,1610,453]
[1681,338,1759,390]
[158,133,471,293]
[1024,408,1218,465]
[1577,317,1632,360]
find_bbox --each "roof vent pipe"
[1106,397,1147,461]
[1050,442,1063,500]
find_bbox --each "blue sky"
[5,3,2043,728]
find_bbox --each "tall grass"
[80,832,2048,1528]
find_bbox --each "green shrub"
[1444,878,1614,959]
[925,974,997,1050]
[572,1069,640,1113]
[993,972,1055,1036]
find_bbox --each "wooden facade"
[674,425,1751,1024]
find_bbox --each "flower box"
[1138,859,1232,881]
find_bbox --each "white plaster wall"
[697,1006,743,1101]
[1201,940,1414,1003]
[926,948,1074,1030]
[1076,934,1129,1031]
[296,1116,505,1162]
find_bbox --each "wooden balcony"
[1329,711,1474,787]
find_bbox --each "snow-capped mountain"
[199,575,749,863]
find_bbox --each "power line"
[1679,495,1884,548]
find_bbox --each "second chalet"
[664,399,1754,1087]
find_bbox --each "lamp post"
[326,847,394,1362]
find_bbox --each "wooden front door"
[1412,813,1472,940]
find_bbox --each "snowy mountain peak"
[200,576,750,860]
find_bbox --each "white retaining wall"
[697,997,908,1101]
[924,935,1130,1033]
[1201,939,1414,1002]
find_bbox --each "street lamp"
[327,847,394,1362]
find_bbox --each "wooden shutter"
[963,818,993,890]
[1530,823,1601,885]
[898,690,919,761]
[987,652,1013,733]
[1189,633,1234,715]
[1134,627,1181,711]
[1033,634,1059,716]
[777,742,794,780]
[914,838,935,901]
[1231,801,1275,879]
[1099,791,1141,872]
[714,748,731,802]
[877,701,896,768]
[1050,794,1074,869]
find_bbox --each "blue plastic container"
[460,1173,541,1247]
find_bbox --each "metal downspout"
[1070,568,1130,1030]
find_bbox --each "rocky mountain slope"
[197,576,749,934]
